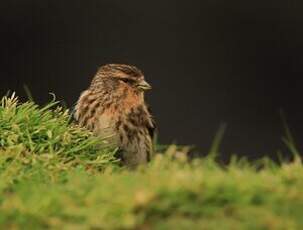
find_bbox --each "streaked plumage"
[74,64,155,167]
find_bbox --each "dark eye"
[120,78,135,84]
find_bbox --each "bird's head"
[91,64,152,94]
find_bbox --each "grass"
[0,94,302,229]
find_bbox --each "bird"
[74,64,156,167]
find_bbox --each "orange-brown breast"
[103,85,143,117]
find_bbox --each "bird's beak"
[137,80,152,91]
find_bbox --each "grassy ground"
[0,94,302,230]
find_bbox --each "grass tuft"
[0,94,118,175]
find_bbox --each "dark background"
[1,0,302,160]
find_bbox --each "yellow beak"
[137,80,152,91]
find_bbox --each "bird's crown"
[98,64,143,79]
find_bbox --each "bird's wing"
[147,105,157,143]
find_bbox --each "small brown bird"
[74,64,155,167]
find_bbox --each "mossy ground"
[0,95,302,230]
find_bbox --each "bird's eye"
[120,78,135,84]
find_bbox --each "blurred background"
[1,0,302,160]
